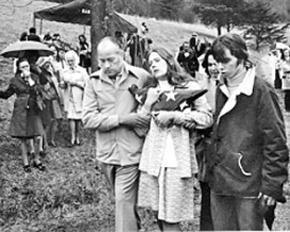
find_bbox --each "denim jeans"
[211,191,263,230]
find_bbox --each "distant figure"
[27,27,41,42]
[19,32,28,41]
[13,32,29,73]
[78,34,91,72]
[177,41,199,77]
[114,31,126,49]
[281,48,290,111]
[190,32,207,58]
[244,33,276,86]
[43,31,53,45]
[272,49,283,89]
[61,50,88,147]
[141,22,149,35]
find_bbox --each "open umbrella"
[0,41,54,58]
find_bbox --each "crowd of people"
[0,23,289,231]
[81,33,288,231]
[0,27,90,172]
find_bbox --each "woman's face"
[19,60,30,73]
[19,60,31,77]
[284,49,290,58]
[67,57,76,68]
[50,46,57,58]
[207,55,219,79]
[44,62,53,72]
[59,50,65,60]
[148,52,168,79]
[79,36,85,42]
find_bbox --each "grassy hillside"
[0,0,290,231]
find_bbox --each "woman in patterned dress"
[137,47,213,231]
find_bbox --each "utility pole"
[90,0,107,72]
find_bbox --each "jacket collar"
[217,68,256,124]
[219,67,256,98]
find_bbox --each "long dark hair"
[49,44,60,62]
[147,47,193,86]
[202,49,213,77]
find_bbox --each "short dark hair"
[29,27,36,34]
[212,33,248,64]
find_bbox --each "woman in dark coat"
[0,58,46,172]
[78,34,90,72]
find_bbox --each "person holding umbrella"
[0,58,46,172]
[0,40,54,172]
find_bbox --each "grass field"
[0,0,290,231]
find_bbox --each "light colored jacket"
[82,63,151,166]
[62,65,88,113]
[139,81,213,178]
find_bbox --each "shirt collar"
[220,67,256,98]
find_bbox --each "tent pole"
[91,0,106,72]
[33,15,36,28]
[40,19,43,35]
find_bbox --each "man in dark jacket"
[27,27,41,42]
[208,33,289,230]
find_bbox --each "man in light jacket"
[208,33,289,230]
[82,36,151,232]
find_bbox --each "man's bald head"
[97,36,123,54]
[97,36,124,78]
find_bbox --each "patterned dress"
[138,120,197,222]
[138,81,213,223]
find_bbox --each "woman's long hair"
[147,47,193,86]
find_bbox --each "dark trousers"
[274,70,282,89]
[200,181,213,231]
[284,90,290,111]
[211,191,263,230]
